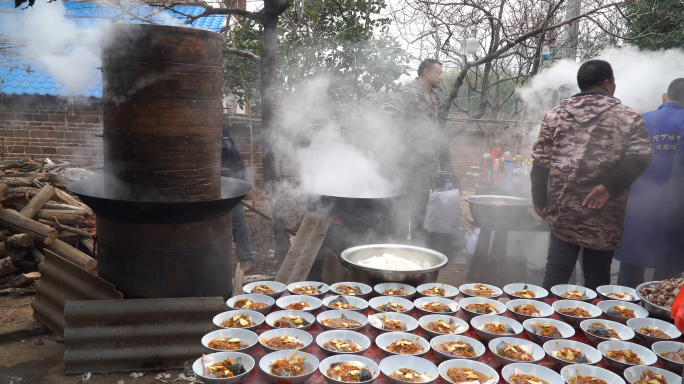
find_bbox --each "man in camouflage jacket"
[382,58,455,244]
[531,60,652,291]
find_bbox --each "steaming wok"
[67,174,254,224]
[465,195,532,229]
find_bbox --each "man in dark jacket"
[222,127,257,273]
[382,58,455,244]
[531,60,653,291]
[615,78,684,287]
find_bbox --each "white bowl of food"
[264,310,316,331]
[192,352,255,383]
[628,318,682,345]
[459,283,502,299]
[507,299,554,323]
[329,282,373,298]
[596,285,640,303]
[553,300,602,328]
[523,318,576,344]
[376,332,430,357]
[258,328,313,354]
[319,354,380,384]
[581,319,635,346]
[374,283,416,299]
[460,297,507,319]
[418,314,469,340]
[502,363,564,384]
[242,281,287,299]
[652,341,684,372]
[202,329,259,354]
[414,296,459,316]
[287,281,329,298]
[317,310,368,332]
[367,312,419,335]
[488,337,545,366]
[369,296,414,315]
[597,300,649,324]
[213,310,265,332]
[551,284,597,302]
[624,365,682,384]
[430,334,485,361]
[438,359,499,384]
[226,294,275,314]
[598,340,658,371]
[259,350,319,384]
[316,330,372,356]
[471,314,523,342]
[560,364,626,384]
[322,295,369,313]
[380,355,439,384]
[503,283,548,301]
[275,295,323,313]
[416,283,459,299]
[543,339,602,368]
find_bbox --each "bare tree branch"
[223,47,261,64]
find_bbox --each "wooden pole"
[34,209,89,227]
[53,188,89,210]
[274,212,332,284]
[20,184,55,218]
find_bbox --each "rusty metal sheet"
[63,297,226,374]
[31,249,123,337]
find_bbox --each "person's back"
[531,59,652,291]
[616,79,684,286]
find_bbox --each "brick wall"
[0,94,103,165]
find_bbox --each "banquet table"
[220,295,681,384]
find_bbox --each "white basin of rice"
[356,253,431,271]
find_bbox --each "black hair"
[418,58,442,77]
[576,60,614,91]
[667,78,684,104]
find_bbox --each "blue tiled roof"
[0,1,226,97]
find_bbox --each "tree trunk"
[46,239,97,271]
[34,209,89,227]
[0,209,58,245]
[261,15,292,262]
[20,184,55,218]
[8,234,34,249]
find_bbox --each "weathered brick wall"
[0,95,103,165]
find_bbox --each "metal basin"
[465,195,532,229]
[636,281,673,321]
[340,244,448,286]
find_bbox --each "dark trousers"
[617,262,683,288]
[542,233,615,291]
[396,161,436,244]
[232,203,256,262]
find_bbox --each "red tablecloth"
[236,296,679,384]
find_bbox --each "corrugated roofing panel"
[32,249,123,337]
[63,297,227,373]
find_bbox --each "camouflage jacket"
[532,94,652,250]
[382,79,448,164]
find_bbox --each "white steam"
[519,46,684,118]
[0,0,103,93]
[273,77,404,199]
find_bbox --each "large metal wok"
[465,195,532,229]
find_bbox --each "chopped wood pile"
[0,156,96,291]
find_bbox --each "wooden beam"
[54,188,89,210]
[274,212,332,285]
[46,239,96,272]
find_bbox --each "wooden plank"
[274,212,332,285]
[20,185,55,218]
[0,209,58,245]
[232,263,245,297]
[54,189,89,210]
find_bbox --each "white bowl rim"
[259,350,320,378]
[459,283,503,295]
[551,284,598,299]
[523,318,576,337]
[507,299,555,315]
[329,282,373,294]
[192,351,255,380]
[503,283,549,296]
[488,336,546,361]
[597,340,659,364]
[560,363,627,384]
[597,300,649,317]
[322,295,370,308]
[580,319,637,339]
[623,365,683,384]
[243,281,287,293]
[471,314,524,334]
[552,300,603,318]
[437,358,500,383]
[318,354,381,380]
[376,331,430,353]
[379,355,440,381]
[542,339,602,363]
[501,363,565,384]
[315,329,372,350]
[373,282,417,295]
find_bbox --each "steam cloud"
[271,77,405,199]
[518,46,684,118]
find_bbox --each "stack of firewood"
[0,156,96,290]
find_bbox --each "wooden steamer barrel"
[101,24,225,202]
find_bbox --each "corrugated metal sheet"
[32,249,123,337]
[63,297,227,374]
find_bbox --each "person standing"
[531,60,653,291]
[221,126,257,273]
[382,58,456,244]
[615,79,684,287]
